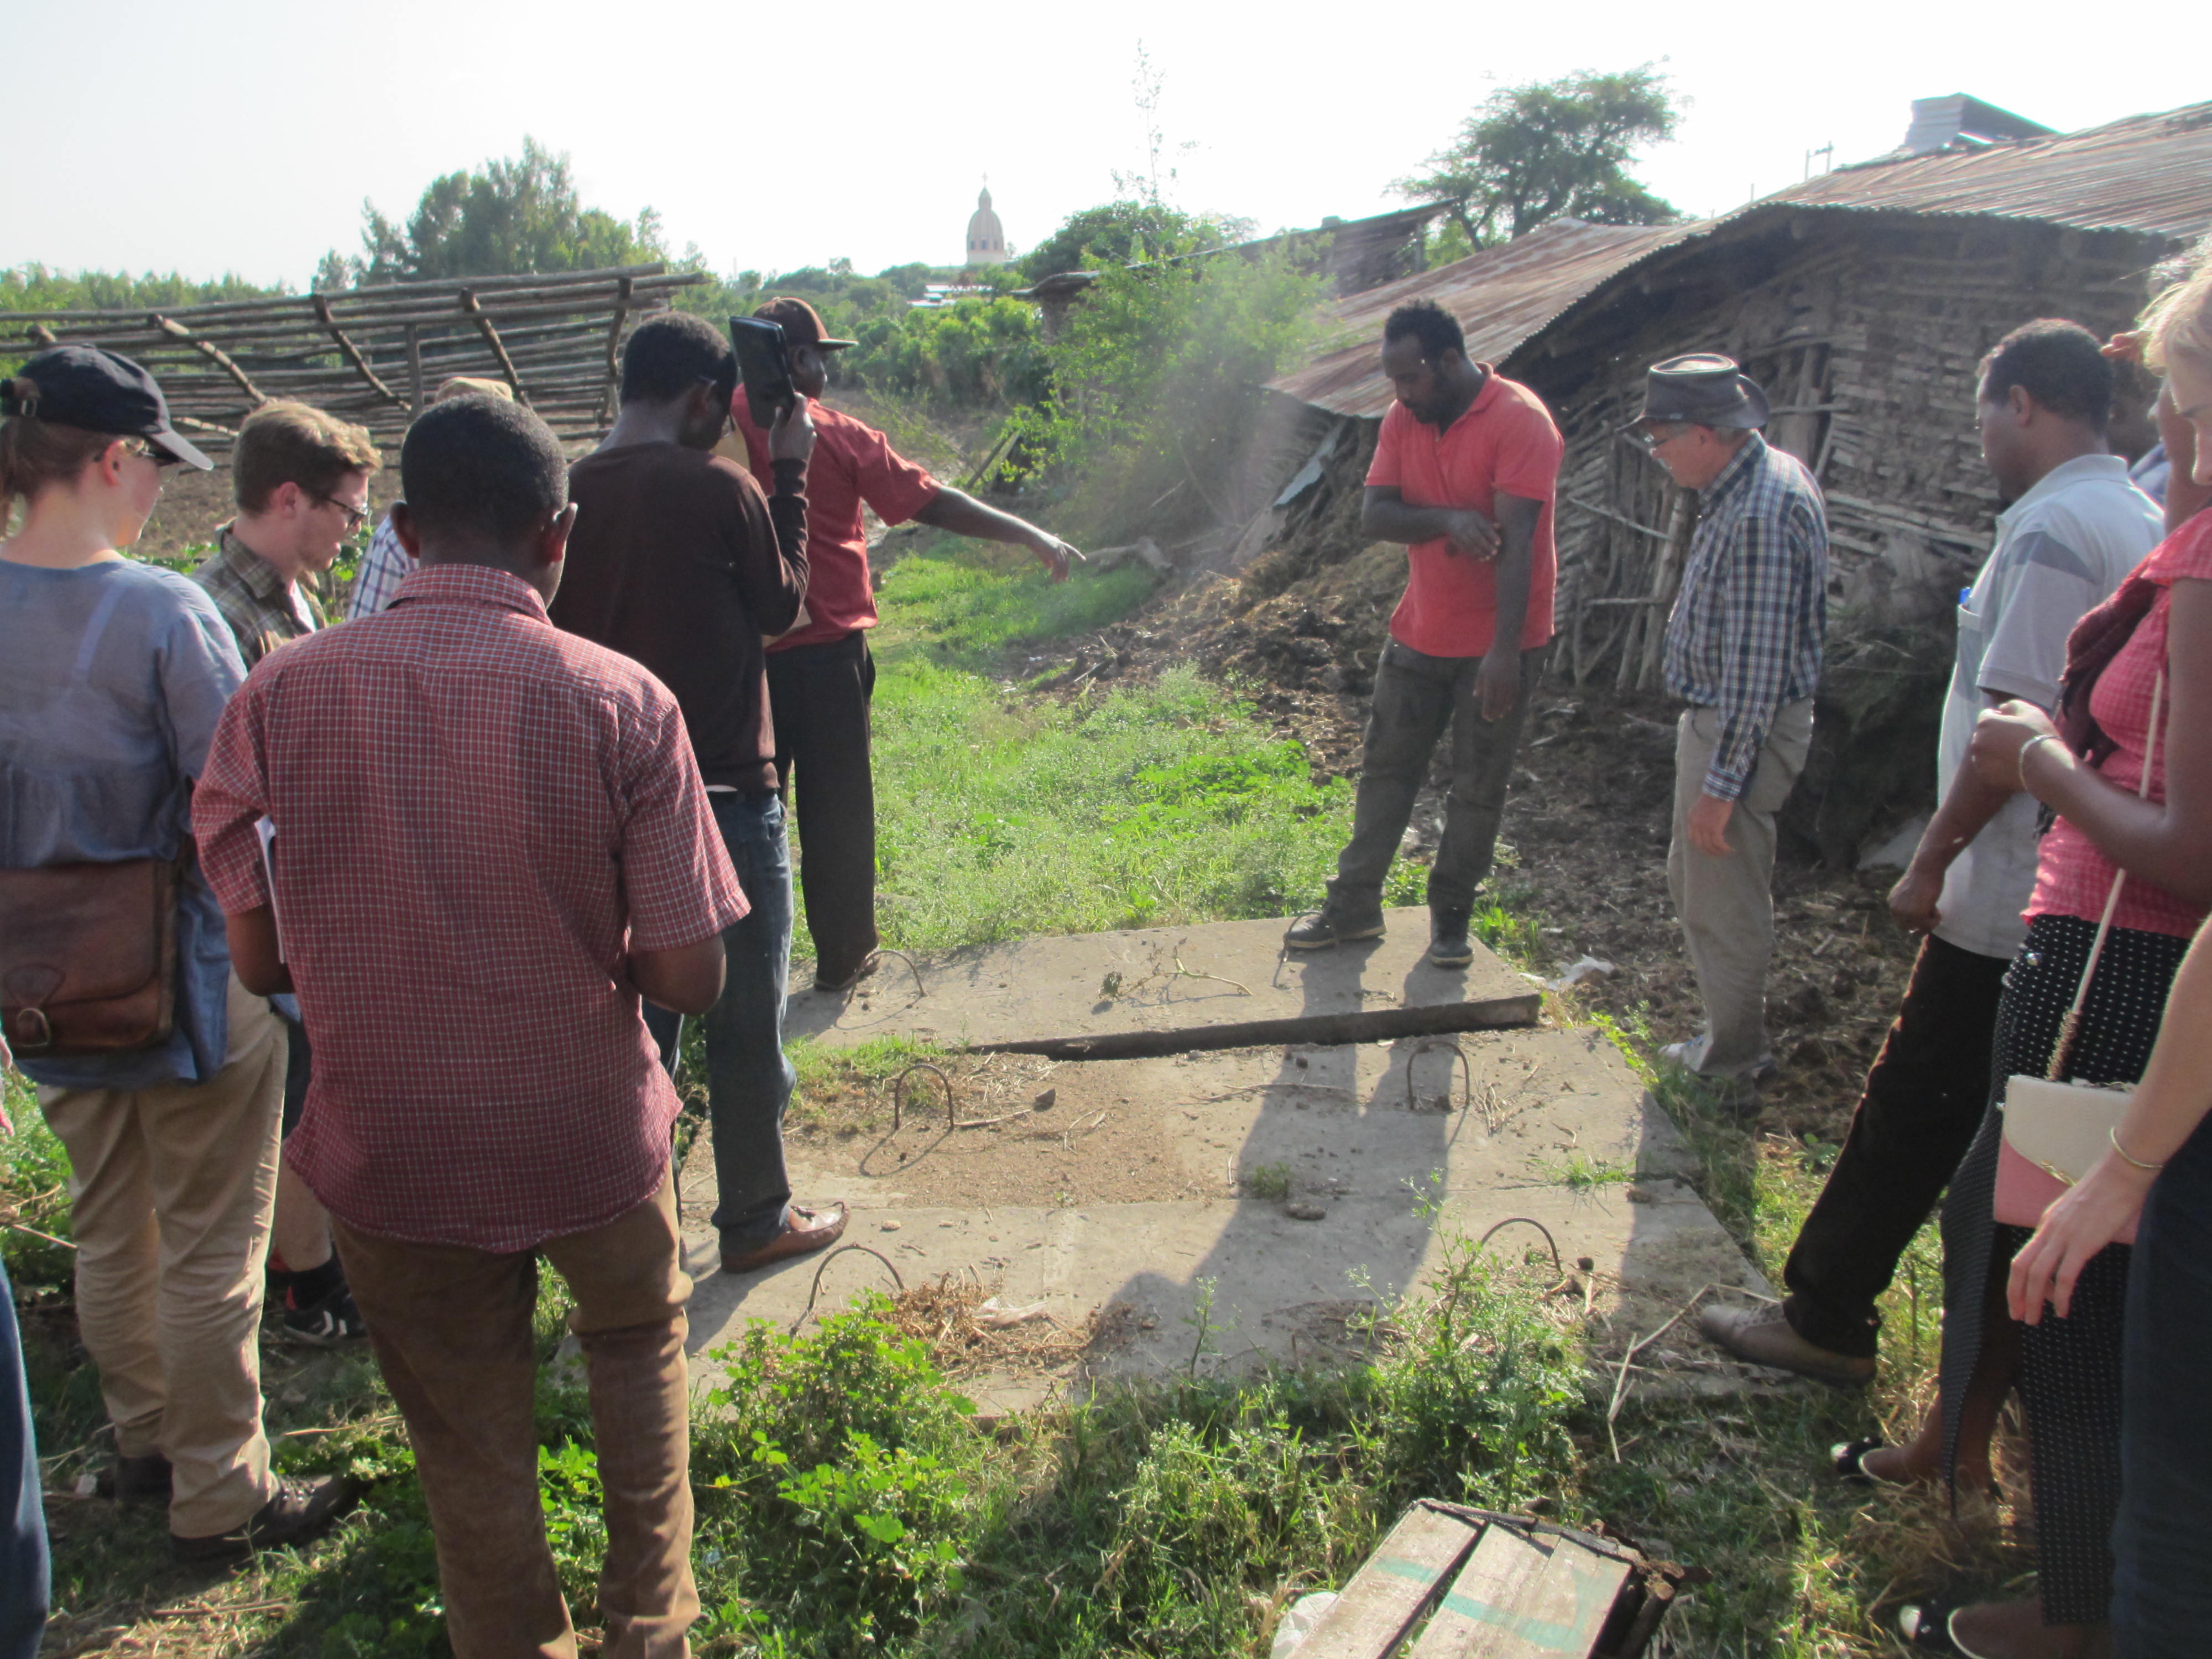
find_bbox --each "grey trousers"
[1325,638,1549,920]
[1666,698,1814,1077]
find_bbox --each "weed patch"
[868,661,1357,950]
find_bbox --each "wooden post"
[1636,491,1697,692]
[406,325,424,411]
[314,296,405,408]
[599,275,632,426]
[458,289,527,404]
[149,315,269,406]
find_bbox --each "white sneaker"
[1660,1035,1775,1087]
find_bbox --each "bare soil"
[779,1050,1242,1209]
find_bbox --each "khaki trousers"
[1667,699,1815,1077]
[333,1173,697,1659]
[37,972,285,1537]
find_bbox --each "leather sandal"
[1833,1438,1908,1486]
[1897,1603,1994,1657]
[813,956,879,994]
[720,1202,849,1273]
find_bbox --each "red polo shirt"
[733,395,941,652]
[194,565,747,1252]
[1365,367,1563,658]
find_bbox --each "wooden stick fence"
[1,263,703,450]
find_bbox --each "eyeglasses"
[310,491,370,533]
[124,439,182,468]
[1626,422,1691,455]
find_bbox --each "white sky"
[3,0,2199,289]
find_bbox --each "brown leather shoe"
[721,1203,849,1274]
[1699,1303,1875,1386]
[171,1472,363,1563]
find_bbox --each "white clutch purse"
[2002,1074,2135,1185]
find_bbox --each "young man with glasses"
[192,399,381,1346]
[194,401,378,666]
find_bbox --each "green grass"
[840,536,1400,952]
[869,661,1365,947]
[870,533,1157,671]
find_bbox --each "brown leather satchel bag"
[0,848,186,1056]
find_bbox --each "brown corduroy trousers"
[334,1173,697,1659]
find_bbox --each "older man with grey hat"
[1631,353,1828,1092]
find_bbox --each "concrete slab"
[784,909,1540,1058]
[679,1029,1770,1404]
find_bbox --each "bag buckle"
[9,1006,54,1051]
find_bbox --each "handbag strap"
[2049,669,2163,1081]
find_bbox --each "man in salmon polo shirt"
[1286,299,1564,968]
[732,298,1082,993]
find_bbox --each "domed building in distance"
[964,186,1010,267]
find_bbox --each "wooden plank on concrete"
[787,909,1539,1057]
[1295,1506,1483,1659]
[1412,1524,1634,1657]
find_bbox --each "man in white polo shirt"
[1703,320,2161,1407]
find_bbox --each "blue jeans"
[1,1254,48,1659]
[2114,1107,2212,1655]
[642,792,796,1249]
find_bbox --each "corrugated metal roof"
[1764,101,2212,238]
[1269,218,1695,418]
[1270,101,2212,420]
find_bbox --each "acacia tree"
[316,138,666,288]
[1396,65,1684,247]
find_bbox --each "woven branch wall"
[1,264,705,450]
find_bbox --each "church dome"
[965,186,1009,267]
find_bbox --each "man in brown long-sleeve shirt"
[551,311,849,1273]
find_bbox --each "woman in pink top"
[1901,250,2212,1659]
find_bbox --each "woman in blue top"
[0,348,354,1564]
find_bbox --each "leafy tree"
[1010,236,1323,540]
[850,297,1047,410]
[1396,64,1684,247]
[1019,202,1254,282]
[322,138,667,287]
[3,264,287,312]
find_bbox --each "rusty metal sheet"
[1269,100,2212,422]
[1267,220,1694,419]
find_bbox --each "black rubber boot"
[1427,907,1474,967]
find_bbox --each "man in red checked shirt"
[731,297,1083,992]
[194,396,743,1657]
[1286,299,1564,969]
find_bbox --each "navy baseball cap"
[1,346,213,469]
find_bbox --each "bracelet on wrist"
[2110,1124,2168,1173]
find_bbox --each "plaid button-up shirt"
[1662,434,1829,801]
[194,564,746,1251]
[346,512,413,619]
[191,524,327,668]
